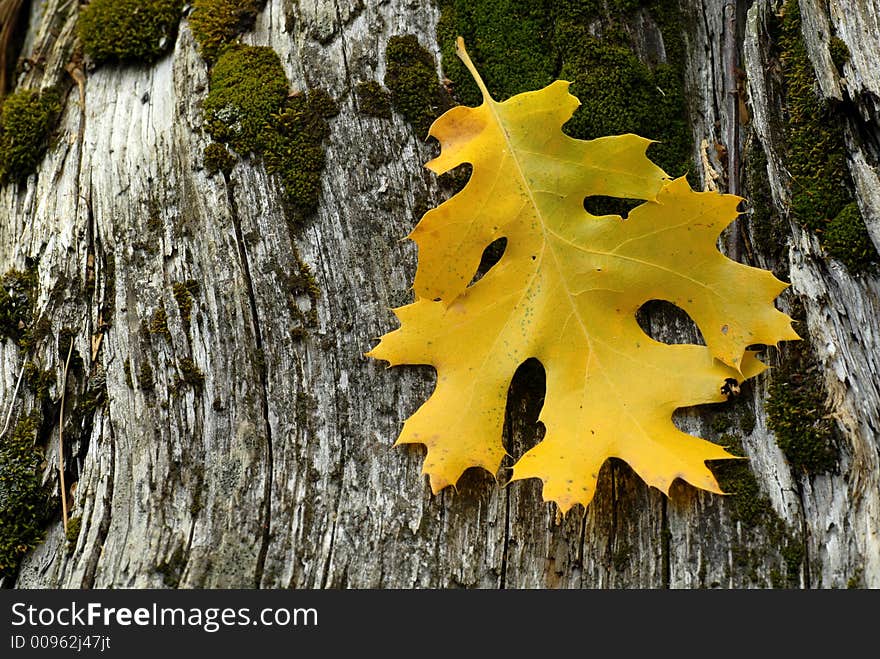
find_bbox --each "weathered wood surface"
[1,0,878,588]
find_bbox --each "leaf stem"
[455,37,492,103]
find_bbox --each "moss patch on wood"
[176,358,205,392]
[828,36,850,73]
[0,266,37,345]
[436,0,692,185]
[65,515,82,554]
[777,1,877,271]
[149,303,171,338]
[202,45,289,155]
[744,141,789,269]
[78,0,184,64]
[138,360,155,391]
[278,250,321,338]
[100,252,116,327]
[203,45,337,219]
[24,361,54,408]
[384,35,453,138]
[765,334,838,475]
[188,0,267,64]
[823,202,877,271]
[436,0,556,108]
[203,142,235,176]
[355,81,392,120]
[709,434,804,587]
[0,88,62,185]
[262,89,338,217]
[0,415,54,579]
[155,545,186,586]
[123,360,133,388]
[172,281,196,335]
[68,378,109,436]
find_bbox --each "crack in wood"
[222,174,275,589]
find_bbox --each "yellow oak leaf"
[368,38,799,514]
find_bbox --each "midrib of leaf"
[455,39,696,456]
[493,103,691,456]
[478,95,596,373]
[489,96,646,451]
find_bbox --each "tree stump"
[1,0,877,589]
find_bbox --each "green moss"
[781,541,804,587]
[0,267,37,345]
[78,0,184,64]
[149,303,170,338]
[295,390,317,428]
[69,380,108,430]
[138,360,155,391]
[24,361,54,406]
[203,142,236,176]
[436,0,556,108]
[262,89,339,217]
[745,141,788,266]
[712,436,767,528]
[824,202,877,272]
[765,334,838,474]
[176,358,205,392]
[847,570,862,589]
[172,281,194,334]
[100,252,116,326]
[356,81,392,120]
[57,327,83,374]
[561,36,691,179]
[436,0,692,189]
[285,262,320,302]
[281,252,321,337]
[0,88,62,185]
[20,316,52,353]
[710,415,731,435]
[202,45,289,155]
[384,35,453,138]
[710,434,804,587]
[155,545,186,587]
[147,206,164,233]
[188,0,266,64]
[203,45,336,218]
[189,464,206,515]
[0,415,53,578]
[123,360,133,389]
[612,542,631,571]
[778,1,877,271]
[828,36,850,72]
[65,515,82,554]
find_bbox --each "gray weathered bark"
[2,0,878,588]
